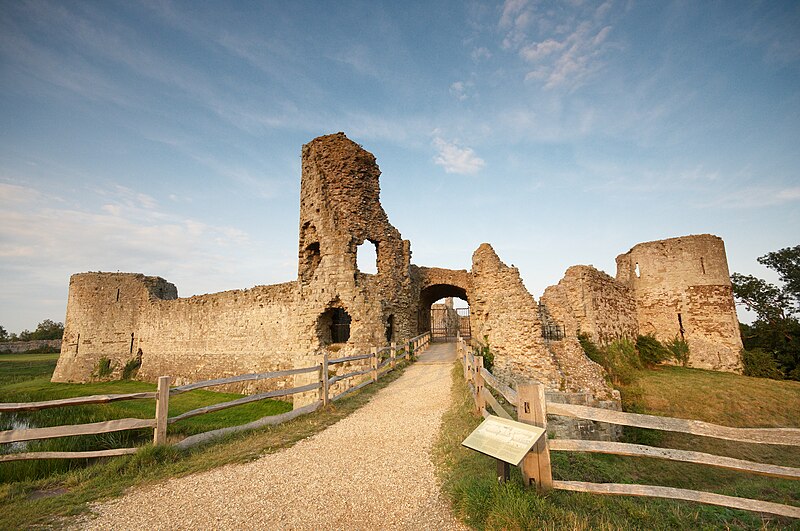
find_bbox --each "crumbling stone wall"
[469,244,613,399]
[0,339,61,353]
[53,273,302,394]
[540,265,638,345]
[615,234,742,371]
[53,133,742,414]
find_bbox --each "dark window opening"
[318,306,352,345]
[116,288,120,302]
[76,333,80,354]
[700,257,705,275]
[302,242,321,281]
[330,308,351,343]
[678,313,685,340]
[385,315,394,343]
[130,333,135,355]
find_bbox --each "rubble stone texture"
[53,133,742,407]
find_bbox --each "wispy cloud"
[699,186,800,209]
[431,137,485,174]
[498,0,617,90]
[449,81,473,101]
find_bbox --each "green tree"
[732,245,800,380]
[29,319,64,340]
[0,325,8,342]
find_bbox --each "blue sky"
[1,0,798,332]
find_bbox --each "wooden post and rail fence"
[457,335,800,519]
[0,332,431,462]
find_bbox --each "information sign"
[462,415,545,466]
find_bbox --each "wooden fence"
[457,336,800,519]
[0,332,431,461]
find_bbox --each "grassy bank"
[0,352,409,529]
[434,363,800,530]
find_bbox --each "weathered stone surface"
[52,133,741,410]
[615,234,742,371]
[541,265,638,345]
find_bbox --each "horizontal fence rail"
[0,418,156,444]
[0,392,158,413]
[547,402,800,446]
[548,439,800,480]
[170,366,320,394]
[0,332,431,463]
[457,336,800,519]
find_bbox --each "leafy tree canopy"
[732,245,800,380]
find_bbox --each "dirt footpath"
[79,343,466,530]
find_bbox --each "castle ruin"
[52,133,743,412]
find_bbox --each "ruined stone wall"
[53,273,177,382]
[0,339,61,353]
[295,133,416,357]
[540,265,638,345]
[52,274,302,393]
[136,283,301,392]
[470,244,613,399]
[615,234,742,371]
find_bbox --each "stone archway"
[414,267,473,338]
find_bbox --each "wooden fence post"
[474,356,485,414]
[153,376,170,446]
[371,347,378,382]
[320,352,330,406]
[517,381,553,492]
[390,341,397,369]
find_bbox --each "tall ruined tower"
[615,234,742,371]
[295,133,415,355]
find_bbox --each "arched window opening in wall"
[385,314,394,343]
[634,262,641,278]
[116,288,120,302]
[129,333,135,355]
[75,333,80,354]
[356,240,378,274]
[678,313,685,340]
[700,257,705,275]
[303,242,321,279]
[300,222,322,281]
[317,306,352,345]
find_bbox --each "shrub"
[666,337,690,366]
[121,356,142,380]
[578,334,639,386]
[635,335,671,368]
[741,348,783,379]
[479,335,494,373]
[94,357,113,378]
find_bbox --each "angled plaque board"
[462,415,546,466]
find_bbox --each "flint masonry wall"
[615,234,742,371]
[52,274,302,393]
[53,132,742,415]
[540,265,638,345]
[470,244,613,400]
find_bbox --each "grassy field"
[0,352,292,483]
[0,351,410,529]
[434,363,800,530]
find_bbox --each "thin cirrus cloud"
[498,0,616,90]
[431,137,485,175]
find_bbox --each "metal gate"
[430,307,471,341]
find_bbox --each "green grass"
[434,363,800,530]
[0,352,291,482]
[0,352,410,529]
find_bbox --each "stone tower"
[295,133,415,355]
[615,234,742,370]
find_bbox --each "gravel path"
[79,343,466,530]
